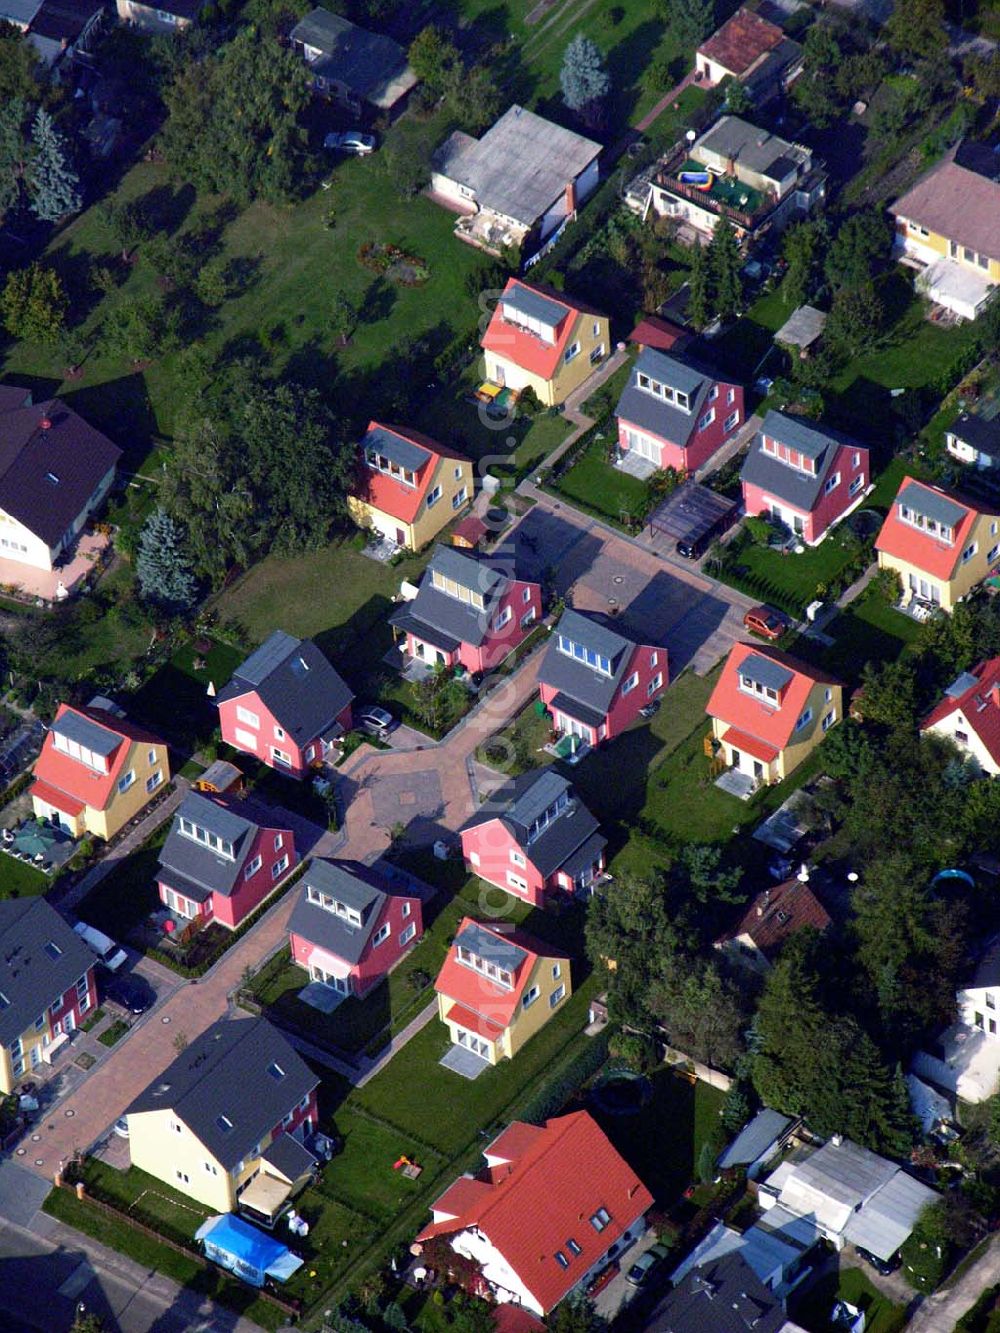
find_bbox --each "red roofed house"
[415,1110,653,1316]
[217,630,354,780]
[707,643,843,788]
[921,658,1000,776]
[615,347,744,474]
[347,421,474,551]
[434,917,571,1066]
[715,872,831,973]
[31,702,170,840]
[875,476,1000,613]
[696,7,802,101]
[481,280,610,409]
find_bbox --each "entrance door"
[395,528,406,546]
[63,1012,75,1034]
[457,1030,490,1058]
[730,748,741,769]
[628,430,658,462]
[753,760,764,780]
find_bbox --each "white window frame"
[723,409,739,431]
[146,770,163,794]
[372,923,391,948]
[401,902,411,918]
[426,485,442,509]
[962,541,978,564]
[522,985,540,1009]
[117,770,135,794]
[274,725,285,741]
[824,473,841,495]
[522,587,532,604]
[698,408,716,431]
[647,673,663,696]
[494,606,513,632]
[507,871,528,893]
[849,475,864,496]
[621,672,639,696]
[510,849,526,868]
[451,487,468,510]
[796,707,813,731]
[550,984,566,1008]
[399,922,416,946]
[244,855,263,881]
[234,727,257,749]
[564,341,581,364]
[272,854,289,880]
[236,705,259,729]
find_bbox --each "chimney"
[797,863,809,882]
[831,1133,843,1147]
[756,889,769,918]
[991,684,1000,709]
[565,179,577,215]
[39,417,52,431]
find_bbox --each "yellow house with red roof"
[30,702,170,840]
[707,644,843,787]
[347,422,473,552]
[435,917,570,1066]
[481,280,610,408]
[875,477,1000,612]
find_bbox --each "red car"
[743,606,789,641]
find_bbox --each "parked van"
[73,921,128,972]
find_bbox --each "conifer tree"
[560,35,611,112]
[708,217,743,321]
[135,508,198,613]
[687,242,712,328]
[26,107,80,221]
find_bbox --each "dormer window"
[51,729,108,773]
[898,503,953,544]
[526,791,570,843]
[739,674,779,705]
[455,944,514,989]
[590,1208,611,1232]
[636,372,689,412]
[431,569,485,610]
[501,301,558,345]
[557,634,611,676]
[763,437,816,474]
[365,448,417,487]
[177,816,235,860]
[305,883,363,925]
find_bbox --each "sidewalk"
[906,1234,1000,1332]
[635,68,698,135]
[531,345,629,477]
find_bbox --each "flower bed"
[357,241,430,285]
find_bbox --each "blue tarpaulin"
[195,1213,304,1287]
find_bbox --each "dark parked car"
[105,974,155,1015]
[625,1243,671,1287]
[675,538,707,560]
[855,1246,900,1276]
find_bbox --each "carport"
[647,482,739,555]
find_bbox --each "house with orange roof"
[714,872,831,973]
[414,1110,653,1316]
[434,917,571,1067]
[347,421,473,551]
[481,280,610,408]
[695,7,802,101]
[707,644,843,789]
[875,476,1000,612]
[921,658,1000,776]
[30,702,170,840]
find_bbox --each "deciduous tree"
[102,294,176,363]
[826,281,884,356]
[1,261,68,343]
[886,0,947,59]
[408,25,460,94]
[824,210,890,290]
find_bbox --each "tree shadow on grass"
[591,1067,699,1202]
[606,18,669,127]
[61,372,160,467]
[136,181,198,238]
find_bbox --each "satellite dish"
[847,871,859,883]
[685,129,697,144]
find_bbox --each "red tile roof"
[481,280,597,383]
[892,156,1000,265]
[721,726,779,764]
[707,643,840,751]
[493,1305,545,1333]
[874,476,984,582]
[434,917,565,1031]
[628,316,687,352]
[444,1001,505,1040]
[697,7,784,76]
[417,1111,653,1314]
[716,876,831,961]
[921,656,1000,767]
[32,704,164,813]
[353,421,470,525]
[29,777,85,818]
[432,1174,495,1219]
[486,1121,546,1164]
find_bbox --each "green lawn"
[718,526,868,616]
[786,585,922,686]
[790,1263,907,1333]
[98,1019,130,1047]
[0,855,50,899]
[549,436,651,526]
[319,1107,448,1221]
[74,824,167,938]
[130,637,243,753]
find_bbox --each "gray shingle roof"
[361,424,431,474]
[647,1251,788,1333]
[0,398,120,547]
[463,770,604,878]
[538,610,635,716]
[740,653,793,694]
[948,414,1000,461]
[125,1017,317,1171]
[717,1108,793,1169]
[389,546,513,651]
[740,410,860,511]
[454,920,527,973]
[158,793,260,898]
[615,348,712,449]
[216,630,353,745]
[51,710,121,758]
[0,898,95,1048]
[286,860,387,965]
[897,479,968,531]
[695,115,808,181]
[503,284,570,329]
[290,8,415,107]
[261,1131,316,1181]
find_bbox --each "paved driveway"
[508,498,751,674]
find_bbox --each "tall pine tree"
[26,107,80,221]
[0,96,27,221]
[136,508,198,613]
[687,242,712,329]
[559,35,611,112]
[708,217,744,320]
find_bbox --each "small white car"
[324,130,377,156]
[357,705,395,737]
[113,1116,130,1139]
[73,921,128,972]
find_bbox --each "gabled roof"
[482,279,605,382]
[615,347,717,449]
[875,476,987,581]
[158,792,281,899]
[216,630,353,744]
[628,315,688,353]
[0,898,95,1047]
[647,1251,790,1333]
[538,609,640,717]
[948,412,1000,461]
[434,915,565,1028]
[352,421,470,525]
[921,657,1000,768]
[740,410,863,513]
[462,769,605,878]
[389,545,523,650]
[125,1017,317,1171]
[289,8,416,108]
[716,876,831,961]
[892,155,1000,265]
[417,1111,653,1314]
[0,397,120,546]
[32,703,165,813]
[707,642,840,750]
[287,859,399,965]
[717,1108,794,1170]
[697,7,785,76]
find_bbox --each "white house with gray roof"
[287,859,423,997]
[538,609,666,747]
[431,105,601,256]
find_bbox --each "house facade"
[921,659,1000,775]
[347,422,474,551]
[707,643,843,786]
[891,153,1000,321]
[460,769,606,907]
[538,609,666,746]
[116,0,202,29]
[481,280,610,409]
[217,630,354,779]
[741,410,870,545]
[615,348,744,474]
[416,1111,653,1317]
[434,917,570,1065]
[946,413,1000,471]
[126,1017,319,1217]
[715,874,831,972]
[289,8,416,116]
[0,388,120,573]
[875,476,1000,612]
[287,859,423,998]
[30,703,170,840]
[156,792,296,931]
[0,898,97,1092]
[913,939,1000,1102]
[390,546,542,675]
